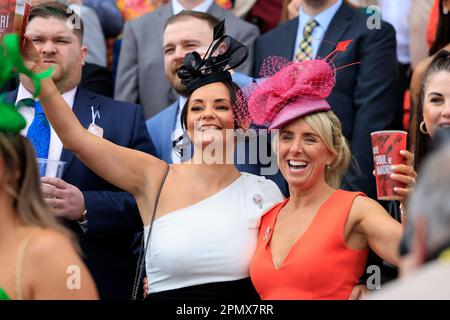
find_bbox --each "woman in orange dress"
[247,50,406,300]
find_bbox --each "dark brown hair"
[29,2,84,45]
[181,80,241,130]
[164,10,220,31]
[414,50,450,171]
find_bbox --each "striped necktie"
[294,18,318,62]
[26,100,51,159]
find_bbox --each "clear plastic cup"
[37,158,66,179]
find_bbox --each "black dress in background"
[145,278,261,302]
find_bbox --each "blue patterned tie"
[26,100,50,159]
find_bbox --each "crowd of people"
[0,0,450,301]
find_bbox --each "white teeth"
[289,160,307,167]
[200,125,221,131]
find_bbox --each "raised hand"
[21,34,45,73]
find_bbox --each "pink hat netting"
[234,40,357,130]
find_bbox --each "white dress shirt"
[172,0,214,14]
[293,0,343,60]
[379,0,411,64]
[16,83,77,162]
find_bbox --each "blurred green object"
[0,33,53,134]
[0,287,10,300]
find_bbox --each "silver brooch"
[263,226,271,241]
[253,194,263,209]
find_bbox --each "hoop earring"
[420,121,428,135]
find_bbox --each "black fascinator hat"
[177,19,249,94]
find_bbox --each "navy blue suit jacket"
[253,2,401,199]
[146,101,288,197]
[7,87,156,299]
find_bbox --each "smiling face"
[277,117,335,190]
[422,71,450,137]
[186,82,235,151]
[163,18,213,96]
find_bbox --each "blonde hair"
[0,132,74,242]
[272,111,351,188]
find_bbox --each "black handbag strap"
[131,165,170,300]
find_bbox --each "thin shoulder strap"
[131,165,170,300]
[15,232,35,300]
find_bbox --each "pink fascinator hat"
[242,40,356,131]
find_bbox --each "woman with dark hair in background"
[390,51,450,218]
[410,0,450,128]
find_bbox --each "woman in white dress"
[22,22,284,300]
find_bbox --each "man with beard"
[115,0,259,119]
[9,2,155,299]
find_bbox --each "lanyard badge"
[88,106,103,137]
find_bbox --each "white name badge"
[88,106,103,137]
[88,123,104,137]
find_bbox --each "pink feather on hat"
[235,40,357,131]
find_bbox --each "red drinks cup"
[370,130,408,200]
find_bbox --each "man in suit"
[146,11,288,196]
[253,0,400,200]
[115,0,260,119]
[13,3,155,299]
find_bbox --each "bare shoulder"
[350,195,388,220]
[24,228,81,271]
[24,228,98,299]
[27,228,75,257]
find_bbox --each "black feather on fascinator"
[177,19,249,94]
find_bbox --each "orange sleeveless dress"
[250,190,368,300]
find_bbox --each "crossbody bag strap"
[131,165,170,300]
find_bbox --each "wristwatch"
[78,208,88,223]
